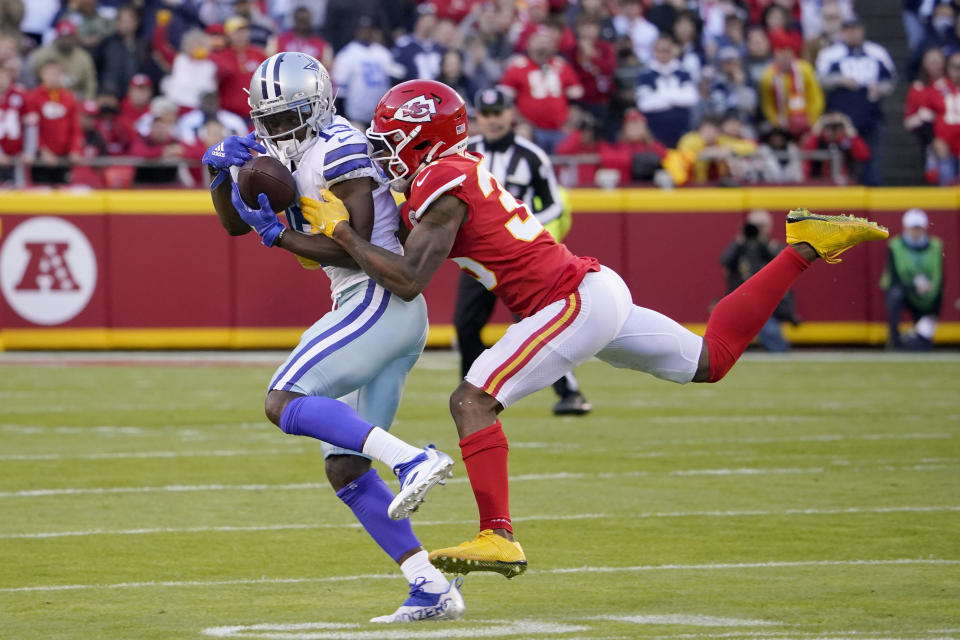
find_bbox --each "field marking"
[5,460,957,500]
[3,558,956,594]
[200,614,778,639]
[597,614,776,627]
[3,506,958,540]
[202,620,588,639]
[0,447,311,462]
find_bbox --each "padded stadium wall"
[0,187,957,350]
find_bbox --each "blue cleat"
[387,445,454,520]
[369,577,465,623]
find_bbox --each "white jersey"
[282,115,403,298]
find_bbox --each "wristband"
[274,227,286,247]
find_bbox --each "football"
[236,155,297,212]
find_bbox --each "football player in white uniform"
[202,52,463,623]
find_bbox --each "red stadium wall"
[0,187,957,349]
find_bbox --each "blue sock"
[278,396,372,452]
[336,468,422,563]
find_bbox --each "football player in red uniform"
[300,80,888,578]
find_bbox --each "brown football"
[237,155,297,212]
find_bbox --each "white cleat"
[369,577,465,623]
[387,445,454,520]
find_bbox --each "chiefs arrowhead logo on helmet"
[367,80,469,183]
[394,95,438,123]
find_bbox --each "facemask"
[276,138,299,159]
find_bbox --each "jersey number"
[476,164,543,242]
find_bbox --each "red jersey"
[402,152,599,317]
[499,55,582,130]
[211,46,267,117]
[0,84,27,155]
[277,31,329,61]
[929,77,960,155]
[24,86,81,156]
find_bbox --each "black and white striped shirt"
[466,131,563,225]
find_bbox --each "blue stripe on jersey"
[325,143,368,164]
[271,281,376,386]
[284,202,308,233]
[274,282,392,391]
[323,157,373,180]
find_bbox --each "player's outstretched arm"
[209,169,252,236]
[203,133,266,236]
[305,193,466,301]
[274,177,375,269]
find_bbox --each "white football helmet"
[248,52,334,163]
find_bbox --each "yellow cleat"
[785,208,888,264]
[429,530,528,579]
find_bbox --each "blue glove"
[231,183,285,247]
[203,132,267,188]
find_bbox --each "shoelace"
[408,576,431,597]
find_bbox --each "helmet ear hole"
[413,140,432,151]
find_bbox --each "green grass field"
[1,350,958,640]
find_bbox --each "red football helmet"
[366,80,469,182]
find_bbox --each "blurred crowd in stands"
[0,0,939,189]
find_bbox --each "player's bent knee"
[325,454,372,491]
[264,390,299,426]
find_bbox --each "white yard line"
[2,506,956,540]
[4,462,956,500]
[2,558,956,594]
[0,447,310,462]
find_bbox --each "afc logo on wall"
[0,217,97,325]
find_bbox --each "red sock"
[704,245,811,382]
[459,421,512,534]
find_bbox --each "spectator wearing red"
[210,16,267,119]
[927,52,960,184]
[119,74,153,131]
[598,109,667,185]
[759,29,824,138]
[74,99,107,188]
[129,96,188,185]
[555,109,601,186]
[562,15,616,128]
[904,48,945,166]
[85,95,122,152]
[749,0,803,31]
[801,111,870,182]
[430,0,483,23]
[762,5,803,58]
[0,62,26,183]
[270,6,333,70]
[23,60,82,185]
[499,25,583,152]
[513,0,576,55]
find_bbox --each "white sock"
[361,427,423,470]
[400,550,448,593]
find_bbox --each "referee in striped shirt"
[454,87,591,416]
